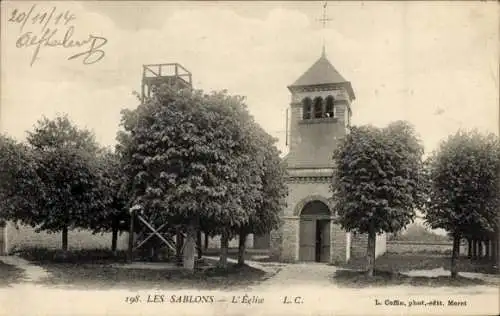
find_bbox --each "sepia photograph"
[0,1,499,315]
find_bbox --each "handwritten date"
[8,4,107,66]
[8,5,75,33]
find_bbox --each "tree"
[27,114,100,154]
[213,112,266,269]
[0,134,43,226]
[85,149,129,253]
[424,130,500,278]
[117,85,262,271]
[18,114,106,251]
[332,121,426,277]
[236,127,287,266]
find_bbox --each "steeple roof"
[288,52,355,100]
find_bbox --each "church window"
[302,98,312,119]
[325,96,335,117]
[313,97,323,118]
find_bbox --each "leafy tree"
[236,127,287,266]
[0,134,43,225]
[117,85,262,271]
[37,148,107,251]
[210,107,266,268]
[27,114,100,154]
[17,114,106,251]
[424,130,500,278]
[86,149,129,253]
[332,121,426,277]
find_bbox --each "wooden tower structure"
[141,63,193,102]
[128,62,196,263]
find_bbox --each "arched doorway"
[299,200,331,262]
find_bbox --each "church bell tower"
[286,51,355,169]
[270,2,365,264]
[275,48,357,263]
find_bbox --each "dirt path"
[0,255,51,282]
[255,262,336,287]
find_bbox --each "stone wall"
[204,233,254,249]
[330,223,347,264]
[350,232,387,259]
[269,227,283,259]
[253,232,270,249]
[387,241,468,254]
[350,232,367,258]
[280,217,299,262]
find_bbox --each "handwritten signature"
[9,5,108,66]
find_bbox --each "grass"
[15,247,128,264]
[35,261,267,290]
[339,253,499,275]
[0,261,24,287]
[16,247,276,264]
[15,248,268,290]
[333,269,487,288]
[333,252,498,288]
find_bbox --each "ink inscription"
[8,4,108,66]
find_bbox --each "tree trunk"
[478,240,484,259]
[196,230,202,259]
[176,228,184,266]
[366,229,376,277]
[219,232,229,269]
[467,238,472,259]
[491,238,498,264]
[62,226,68,251]
[183,224,196,271]
[204,233,209,250]
[472,239,477,260]
[238,230,247,266]
[485,240,490,259]
[111,226,118,254]
[127,212,134,263]
[450,233,460,278]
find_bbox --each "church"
[0,53,387,262]
[266,49,387,264]
[0,18,387,262]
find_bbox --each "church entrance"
[299,200,330,262]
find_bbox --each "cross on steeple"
[317,1,331,56]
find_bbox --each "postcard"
[0,1,498,315]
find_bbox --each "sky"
[1,1,498,157]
